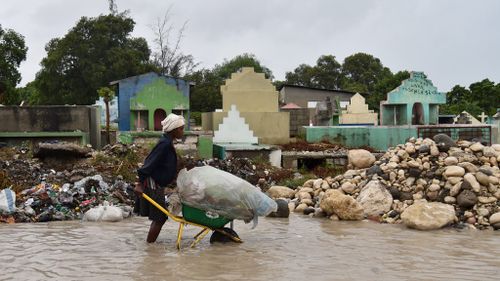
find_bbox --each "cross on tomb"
[478,112,487,123]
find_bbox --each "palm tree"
[97,87,115,145]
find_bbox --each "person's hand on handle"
[134,182,144,196]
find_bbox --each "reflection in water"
[0,215,499,281]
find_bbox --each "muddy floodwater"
[1,215,499,281]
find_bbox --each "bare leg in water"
[147,220,166,243]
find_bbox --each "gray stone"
[433,134,456,152]
[475,172,490,186]
[388,186,401,200]
[409,168,421,178]
[418,145,430,154]
[437,189,450,203]
[401,202,457,230]
[366,165,383,177]
[303,206,315,215]
[457,190,477,209]
[400,191,414,201]
[479,168,493,176]
[483,147,497,157]
[267,199,290,218]
[357,180,393,217]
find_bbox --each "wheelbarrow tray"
[182,204,230,229]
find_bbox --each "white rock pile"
[267,135,500,231]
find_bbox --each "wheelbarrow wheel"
[210,227,240,244]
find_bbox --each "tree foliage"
[188,53,273,112]
[34,13,154,105]
[283,52,498,117]
[0,24,28,104]
[441,80,500,116]
[285,55,342,89]
[341,53,392,94]
[368,70,410,111]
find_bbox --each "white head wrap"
[161,113,185,133]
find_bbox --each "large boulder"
[319,189,364,220]
[401,202,457,230]
[433,134,456,152]
[267,186,295,199]
[348,149,375,169]
[357,180,393,217]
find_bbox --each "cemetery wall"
[0,105,101,148]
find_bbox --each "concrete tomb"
[339,93,378,125]
[202,67,289,144]
[380,71,446,126]
[110,72,191,132]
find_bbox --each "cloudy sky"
[1,0,499,91]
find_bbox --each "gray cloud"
[1,0,499,92]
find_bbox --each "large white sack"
[177,166,277,225]
[83,201,124,222]
[83,205,104,221]
[100,202,124,222]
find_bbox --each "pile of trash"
[0,141,294,224]
[266,134,500,231]
[0,174,134,223]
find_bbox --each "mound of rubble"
[267,134,500,230]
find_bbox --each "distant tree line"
[1,6,498,118]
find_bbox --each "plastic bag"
[83,205,104,221]
[177,166,277,227]
[100,202,123,222]
[0,188,16,213]
[83,201,123,222]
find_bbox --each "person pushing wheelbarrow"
[134,113,185,243]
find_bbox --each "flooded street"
[1,215,499,281]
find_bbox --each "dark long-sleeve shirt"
[137,134,177,187]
